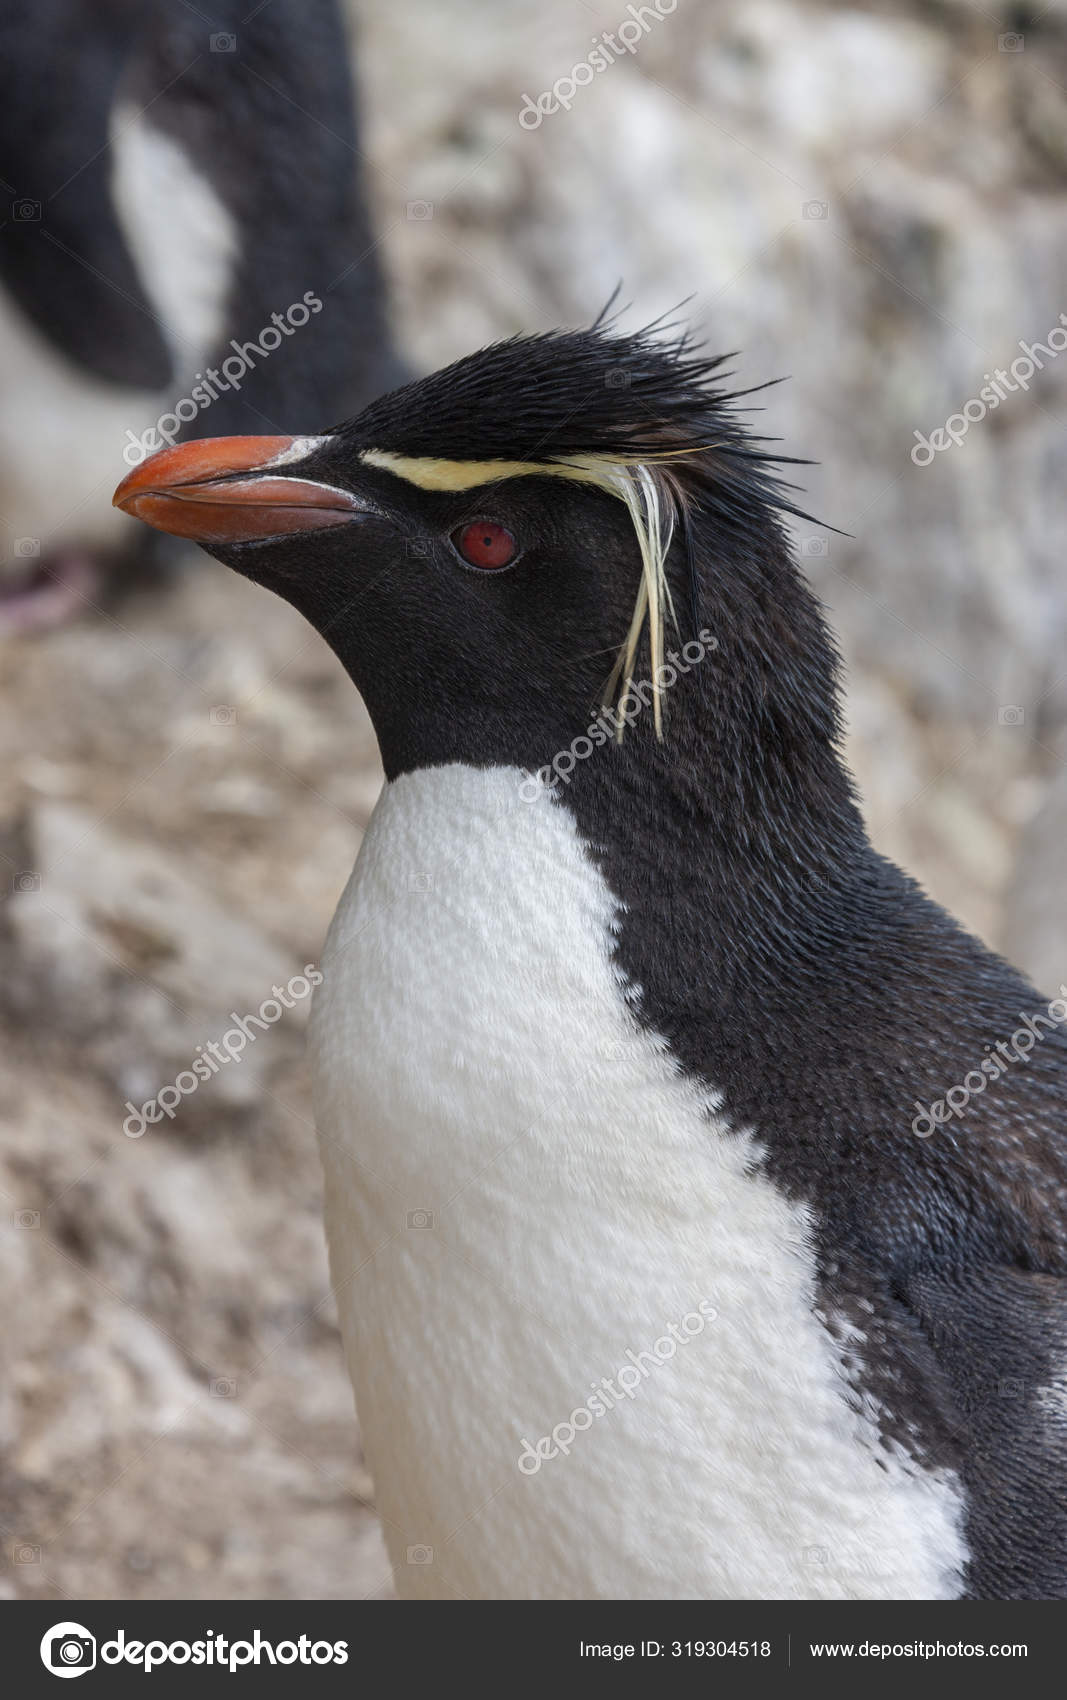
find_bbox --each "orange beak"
[113,436,364,545]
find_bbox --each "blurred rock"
[0,800,304,1119]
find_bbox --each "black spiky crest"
[341,317,808,513]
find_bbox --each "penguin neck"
[562,701,872,988]
[547,695,887,1190]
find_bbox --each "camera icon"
[998,1377,1023,1398]
[15,537,40,557]
[14,1543,41,1563]
[801,537,829,558]
[14,870,41,893]
[12,199,41,221]
[406,200,434,221]
[14,1209,40,1229]
[210,1376,238,1397]
[998,32,1024,52]
[405,538,432,558]
[409,872,433,894]
[209,704,237,726]
[997,704,1025,727]
[40,1622,97,1676]
[406,1209,436,1230]
[802,200,829,221]
[210,32,237,52]
[605,369,631,390]
[406,1544,434,1564]
[803,1544,830,1565]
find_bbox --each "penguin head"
[114,324,842,789]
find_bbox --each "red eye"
[453,520,518,570]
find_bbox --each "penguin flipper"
[904,1263,1067,1599]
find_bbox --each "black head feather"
[341,322,811,518]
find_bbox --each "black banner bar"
[6,1600,1062,1692]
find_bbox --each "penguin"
[113,321,1067,1601]
[0,0,401,629]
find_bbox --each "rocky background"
[4,0,1067,1600]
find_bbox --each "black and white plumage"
[0,0,401,627]
[116,324,1067,1600]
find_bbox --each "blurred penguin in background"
[0,0,402,629]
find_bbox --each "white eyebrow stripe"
[360,450,569,491]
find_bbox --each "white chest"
[310,764,965,1600]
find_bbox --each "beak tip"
[112,472,138,512]
[111,434,359,546]
[114,435,295,507]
